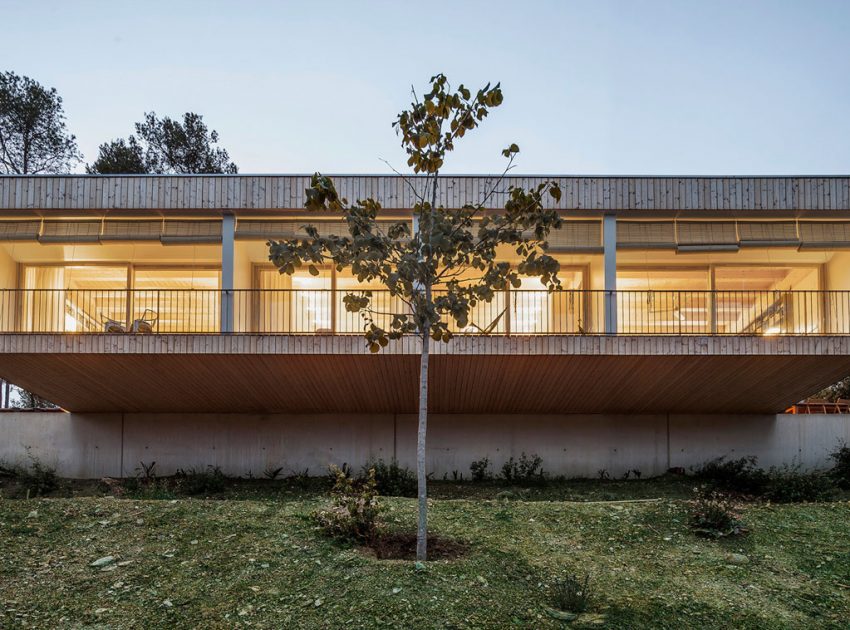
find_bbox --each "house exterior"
[1,174,849,478]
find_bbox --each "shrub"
[500,452,544,483]
[0,449,59,496]
[829,442,850,489]
[469,457,492,482]
[175,466,227,496]
[361,458,416,497]
[762,465,834,503]
[315,465,383,542]
[689,487,747,538]
[547,571,592,613]
[692,456,768,495]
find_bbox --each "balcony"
[0,288,847,336]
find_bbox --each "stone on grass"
[89,556,116,568]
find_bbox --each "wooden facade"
[1,175,849,214]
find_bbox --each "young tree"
[0,71,81,174]
[87,111,238,174]
[268,74,563,560]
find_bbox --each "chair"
[102,317,126,333]
[468,307,507,335]
[130,309,158,334]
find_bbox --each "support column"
[603,214,617,334]
[221,214,235,333]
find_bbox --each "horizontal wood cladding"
[2,333,849,357]
[1,176,849,212]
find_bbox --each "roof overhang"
[1,334,848,414]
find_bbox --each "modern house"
[1,174,849,478]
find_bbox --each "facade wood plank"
[1,175,849,213]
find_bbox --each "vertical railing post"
[603,214,617,334]
[221,214,235,333]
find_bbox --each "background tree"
[0,71,81,174]
[86,137,146,174]
[269,74,563,561]
[87,111,238,174]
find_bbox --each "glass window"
[714,266,821,334]
[21,265,127,332]
[133,269,221,333]
[616,269,709,333]
[512,270,585,334]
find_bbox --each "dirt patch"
[361,532,468,560]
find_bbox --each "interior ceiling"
[2,349,848,415]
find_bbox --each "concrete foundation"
[0,412,847,479]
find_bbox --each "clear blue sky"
[4,0,849,174]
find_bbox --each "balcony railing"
[0,289,847,336]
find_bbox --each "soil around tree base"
[361,532,468,560]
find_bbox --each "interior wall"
[1,411,846,479]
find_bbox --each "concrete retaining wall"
[1,412,848,479]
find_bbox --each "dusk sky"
[4,0,849,175]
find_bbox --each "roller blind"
[236,219,404,240]
[161,220,222,244]
[617,221,676,249]
[676,221,739,251]
[799,221,850,248]
[737,221,799,246]
[39,219,101,243]
[0,219,41,241]
[101,219,162,241]
[546,220,602,251]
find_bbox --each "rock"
[414,561,426,572]
[392,587,402,594]
[26,510,38,519]
[725,553,749,565]
[162,599,173,608]
[89,556,116,568]
[544,606,578,621]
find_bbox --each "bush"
[762,466,834,503]
[689,487,747,538]
[470,457,492,482]
[175,466,227,496]
[362,458,416,497]
[500,452,544,483]
[692,456,768,495]
[829,442,850,489]
[315,465,383,542]
[0,449,59,497]
[547,571,592,613]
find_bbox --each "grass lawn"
[1,479,849,628]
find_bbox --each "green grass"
[1,479,848,628]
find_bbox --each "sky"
[3,0,849,175]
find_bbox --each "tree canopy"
[87,112,238,174]
[269,74,564,560]
[0,71,81,174]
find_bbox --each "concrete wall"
[2,412,848,479]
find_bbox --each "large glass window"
[20,264,220,333]
[714,266,820,334]
[21,266,127,332]
[616,269,709,334]
[512,270,585,334]
[133,269,221,332]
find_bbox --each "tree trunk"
[416,330,430,561]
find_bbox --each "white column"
[603,214,617,334]
[221,214,235,333]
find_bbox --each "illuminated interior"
[19,264,221,333]
[616,266,822,334]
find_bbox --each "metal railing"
[0,289,847,336]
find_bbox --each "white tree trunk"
[416,331,430,561]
